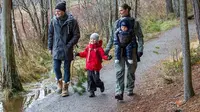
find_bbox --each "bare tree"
[180,0,195,101]
[49,0,53,19]
[173,0,180,17]
[16,0,28,38]
[11,8,27,56]
[166,0,174,14]
[135,0,138,19]
[114,0,118,21]
[1,0,23,95]
[40,0,49,48]
[191,0,200,42]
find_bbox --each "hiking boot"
[128,60,133,64]
[56,79,63,94]
[127,92,134,96]
[115,94,123,100]
[100,83,105,92]
[61,82,69,97]
[89,91,95,97]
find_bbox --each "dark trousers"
[87,70,104,92]
[53,59,71,83]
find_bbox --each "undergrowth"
[142,14,179,41]
[162,46,200,84]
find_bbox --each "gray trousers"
[114,48,137,95]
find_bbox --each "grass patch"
[162,46,200,84]
[15,40,52,83]
[142,17,179,41]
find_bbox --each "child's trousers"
[87,70,104,92]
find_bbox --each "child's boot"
[115,93,123,100]
[100,83,105,92]
[61,82,69,97]
[89,91,95,97]
[56,79,63,94]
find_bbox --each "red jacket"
[79,40,109,71]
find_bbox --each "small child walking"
[75,33,112,97]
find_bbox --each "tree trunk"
[114,0,118,20]
[1,0,23,95]
[173,0,180,17]
[49,0,53,19]
[108,0,113,43]
[191,0,200,42]
[135,0,138,19]
[180,0,195,101]
[11,8,27,56]
[166,0,174,14]
[16,0,28,38]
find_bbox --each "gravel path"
[25,22,197,112]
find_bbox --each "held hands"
[107,55,112,60]
[74,52,79,57]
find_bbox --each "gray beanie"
[90,33,99,41]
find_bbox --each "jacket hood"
[88,40,103,48]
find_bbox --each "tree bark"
[49,0,53,19]
[180,0,195,101]
[166,0,174,14]
[11,8,27,56]
[173,0,180,17]
[135,0,138,19]
[1,0,23,94]
[114,0,118,21]
[191,0,200,42]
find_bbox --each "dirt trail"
[25,21,197,112]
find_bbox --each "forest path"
[25,21,197,112]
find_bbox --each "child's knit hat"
[90,33,99,41]
[120,19,129,28]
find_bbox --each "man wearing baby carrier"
[105,3,144,101]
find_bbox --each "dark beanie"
[55,1,66,12]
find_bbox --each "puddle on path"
[0,81,56,112]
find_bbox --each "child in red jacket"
[75,33,112,97]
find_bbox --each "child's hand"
[107,55,112,60]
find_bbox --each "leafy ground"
[117,61,200,112]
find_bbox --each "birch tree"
[1,0,23,95]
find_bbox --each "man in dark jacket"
[48,1,80,97]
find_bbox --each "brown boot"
[56,79,63,94]
[61,82,69,97]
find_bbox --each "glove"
[107,55,112,60]
[74,52,79,56]
[137,52,143,57]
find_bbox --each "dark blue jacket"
[48,13,80,61]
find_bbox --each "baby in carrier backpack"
[114,17,134,64]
